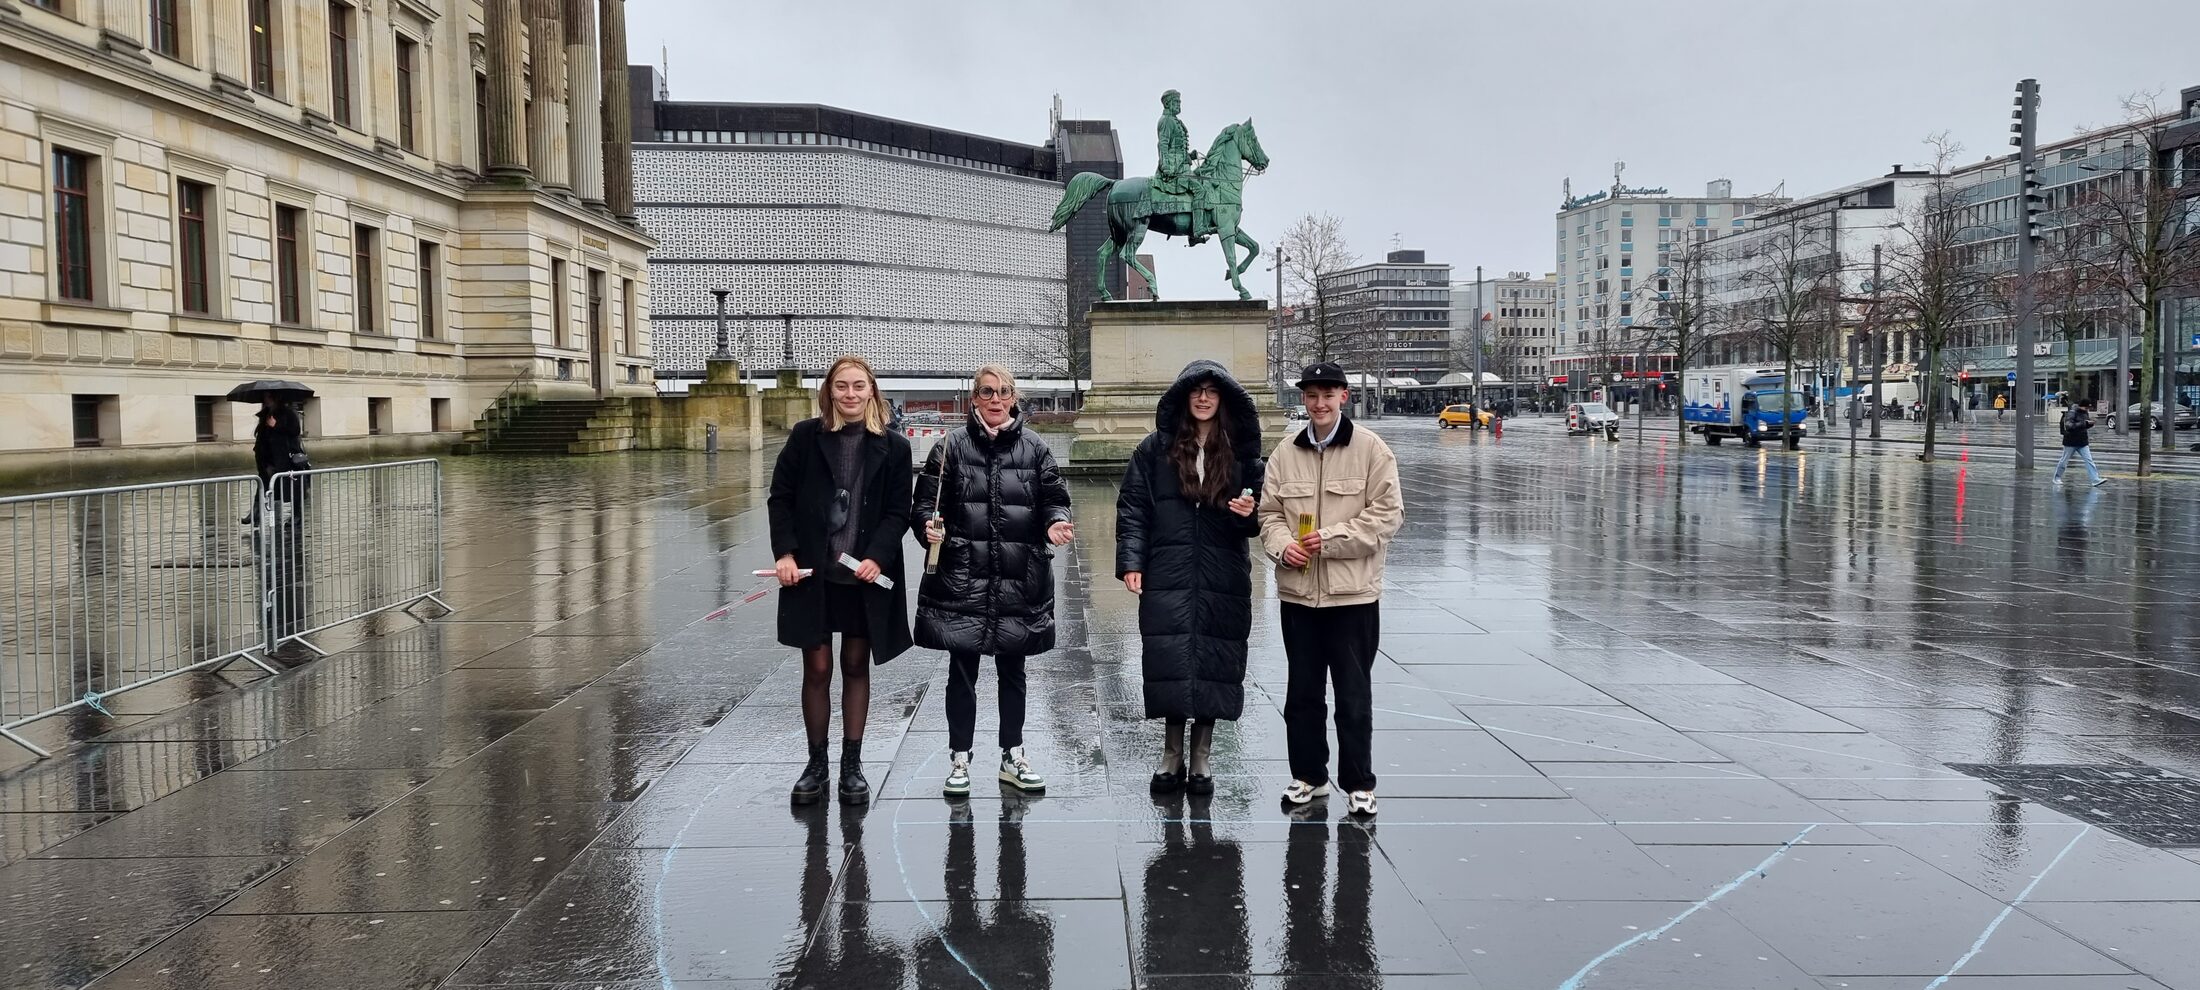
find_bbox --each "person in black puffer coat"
[913,365,1074,798]
[1114,360,1265,796]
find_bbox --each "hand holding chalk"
[840,553,895,589]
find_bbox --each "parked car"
[2121,402,2198,431]
[1287,407,1309,422]
[904,410,945,426]
[1435,404,1492,429]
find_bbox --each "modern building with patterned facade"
[0,0,654,487]
[631,68,1122,389]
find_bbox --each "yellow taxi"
[1436,403,1492,429]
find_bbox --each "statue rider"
[1154,89,1211,246]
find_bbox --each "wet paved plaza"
[6,418,2200,989]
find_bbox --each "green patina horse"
[1048,119,1270,302]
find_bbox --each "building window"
[177,179,211,314]
[620,277,635,355]
[194,396,222,442]
[353,223,378,333]
[417,240,441,339]
[328,2,353,127]
[53,148,96,302]
[395,36,418,152]
[367,396,390,435]
[149,0,180,58]
[72,395,114,448]
[474,71,489,171]
[249,0,277,94]
[275,204,303,324]
[550,259,568,347]
[430,397,451,432]
[587,269,605,358]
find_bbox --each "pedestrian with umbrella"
[228,380,313,525]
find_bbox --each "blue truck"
[1682,365,1810,449]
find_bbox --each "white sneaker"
[943,751,972,798]
[1282,779,1332,805]
[2052,477,2064,486]
[999,746,1046,792]
[1348,790,1378,817]
[2092,477,2108,487]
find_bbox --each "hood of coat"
[1155,360,1260,458]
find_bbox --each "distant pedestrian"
[769,355,915,806]
[245,397,310,526]
[1115,361,1264,796]
[1259,362,1404,818]
[1995,393,2007,419]
[2053,398,2107,487]
[915,365,1074,798]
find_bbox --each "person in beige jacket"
[1257,362,1403,817]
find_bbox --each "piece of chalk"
[752,568,814,578]
[839,553,894,589]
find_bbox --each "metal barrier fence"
[261,459,448,657]
[0,459,447,759]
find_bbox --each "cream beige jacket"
[1257,416,1403,607]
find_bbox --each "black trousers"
[947,651,1026,753]
[1281,601,1381,792]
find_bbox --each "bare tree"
[1728,210,1839,450]
[1638,241,1721,439]
[1879,134,2007,462]
[2063,94,2200,474]
[1277,212,1366,362]
[2026,231,2116,399]
[1011,287,1086,407]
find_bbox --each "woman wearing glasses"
[913,365,1074,798]
[1114,361,1264,795]
[769,355,914,805]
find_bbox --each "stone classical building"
[0,0,652,487]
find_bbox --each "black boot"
[838,737,870,805]
[791,742,828,805]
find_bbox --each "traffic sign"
[2006,372,2017,384]
[2190,332,2199,349]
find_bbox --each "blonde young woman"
[768,355,914,805]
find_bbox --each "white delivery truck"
[1682,365,1810,448]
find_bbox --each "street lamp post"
[780,313,796,371]
[711,290,731,360]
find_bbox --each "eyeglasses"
[976,386,1015,400]
[1190,386,1220,398]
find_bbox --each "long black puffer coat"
[912,412,1074,657]
[1115,360,1265,721]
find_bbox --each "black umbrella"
[226,379,315,404]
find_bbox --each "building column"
[206,0,251,97]
[598,0,634,221]
[525,0,570,192]
[484,0,531,180]
[563,0,604,208]
[97,0,151,61]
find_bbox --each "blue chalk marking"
[1923,824,2093,989]
[651,775,731,990]
[891,747,995,990]
[1556,824,1818,990]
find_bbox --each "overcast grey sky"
[629,0,2190,297]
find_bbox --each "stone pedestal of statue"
[1070,299,1290,471]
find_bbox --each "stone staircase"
[452,397,638,455]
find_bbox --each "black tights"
[802,636,871,747]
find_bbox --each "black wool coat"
[1114,360,1265,721]
[911,412,1073,657]
[768,418,915,663]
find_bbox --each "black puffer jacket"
[912,412,1074,657]
[1115,361,1265,721]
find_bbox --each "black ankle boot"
[791,742,828,805]
[838,738,870,805]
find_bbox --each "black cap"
[1296,362,1349,389]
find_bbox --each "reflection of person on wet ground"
[1280,818,1379,976]
[1140,795,1250,976]
[916,798,1056,988]
[769,355,916,805]
[787,804,903,986]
